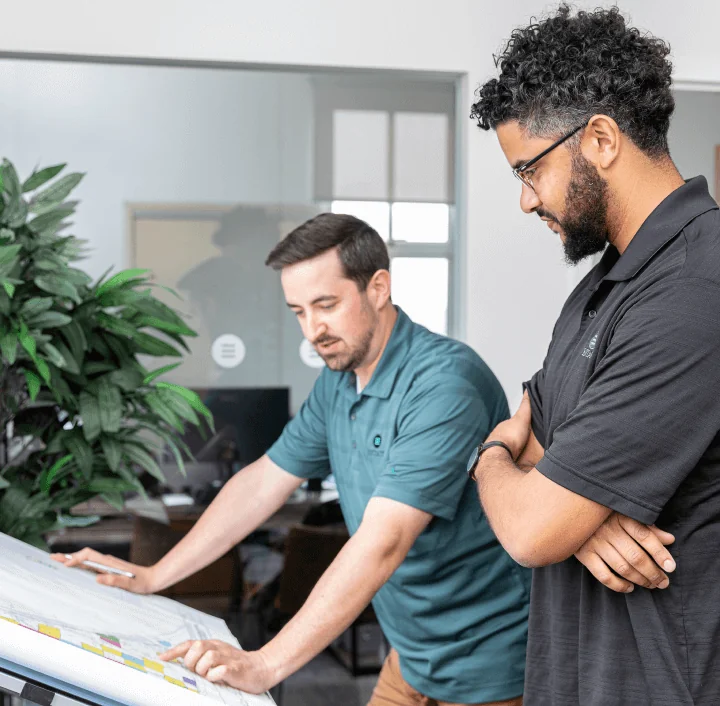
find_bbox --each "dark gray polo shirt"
[523,177,720,705]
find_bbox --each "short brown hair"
[265,213,389,290]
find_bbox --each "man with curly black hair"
[467,4,720,705]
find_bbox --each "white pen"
[64,554,135,579]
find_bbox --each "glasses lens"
[513,170,533,190]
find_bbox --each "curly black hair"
[470,5,674,157]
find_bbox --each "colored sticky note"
[144,659,164,673]
[39,625,61,639]
[81,643,103,656]
[164,676,186,688]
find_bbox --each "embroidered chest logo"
[581,333,598,360]
[373,435,382,448]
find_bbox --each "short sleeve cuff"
[266,442,330,481]
[372,480,459,521]
[536,451,661,525]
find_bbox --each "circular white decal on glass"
[299,338,325,369]
[211,334,246,369]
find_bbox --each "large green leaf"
[108,363,144,392]
[143,391,183,432]
[143,362,181,385]
[22,164,66,193]
[29,172,84,213]
[131,331,182,358]
[65,433,93,478]
[96,312,138,338]
[101,436,123,472]
[27,311,73,329]
[158,388,198,426]
[28,204,76,235]
[18,327,37,358]
[40,342,67,369]
[50,340,80,375]
[0,244,22,266]
[20,297,54,318]
[155,382,214,428]
[96,268,150,297]
[122,443,165,482]
[35,274,80,302]
[61,320,88,359]
[79,391,102,441]
[97,378,122,433]
[40,454,73,494]
[0,331,17,363]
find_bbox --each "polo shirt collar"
[343,306,413,400]
[601,176,718,284]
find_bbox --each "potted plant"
[0,159,212,547]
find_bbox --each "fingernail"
[663,559,676,572]
[624,585,634,593]
[658,578,670,589]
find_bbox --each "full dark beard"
[559,152,610,265]
[318,326,374,372]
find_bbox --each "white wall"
[669,90,720,196]
[3,0,719,408]
[0,61,314,279]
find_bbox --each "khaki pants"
[368,650,523,706]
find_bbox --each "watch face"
[466,446,480,475]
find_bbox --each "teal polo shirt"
[267,308,530,703]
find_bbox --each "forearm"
[477,447,610,566]
[259,529,404,683]
[151,458,301,592]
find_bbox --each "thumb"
[96,573,136,592]
[515,392,532,422]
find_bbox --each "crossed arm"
[481,394,676,591]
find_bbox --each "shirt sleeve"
[536,277,720,524]
[523,368,546,444]
[266,368,332,480]
[372,372,501,521]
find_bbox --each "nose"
[519,181,541,214]
[305,312,328,343]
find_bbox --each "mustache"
[314,336,340,346]
[536,209,557,222]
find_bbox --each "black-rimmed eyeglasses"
[513,124,585,191]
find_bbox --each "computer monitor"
[181,387,291,473]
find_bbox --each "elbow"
[503,533,576,569]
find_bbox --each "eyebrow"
[512,158,531,170]
[286,295,337,309]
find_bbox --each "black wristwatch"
[466,441,514,481]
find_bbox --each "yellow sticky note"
[81,643,103,656]
[124,660,146,672]
[144,659,164,673]
[39,625,61,639]
[164,676,186,688]
[103,646,122,657]
[0,616,18,624]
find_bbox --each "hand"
[50,547,158,594]
[159,640,276,694]
[575,512,676,593]
[486,392,533,460]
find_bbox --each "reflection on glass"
[391,202,449,243]
[391,257,449,335]
[331,200,390,241]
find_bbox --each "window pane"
[393,112,450,201]
[391,258,448,335]
[332,109,389,199]
[391,202,449,243]
[331,200,390,241]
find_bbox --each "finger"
[195,650,219,677]
[619,517,676,575]
[180,641,208,671]
[608,534,669,588]
[206,665,229,684]
[158,641,193,662]
[60,548,106,568]
[591,542,658,589]
[516,392,532,421]
[577,548,635,593]
[96,573,134,591]
[648,525,676,546]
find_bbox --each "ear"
[582,114,622,170]
[366,269,391,310]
